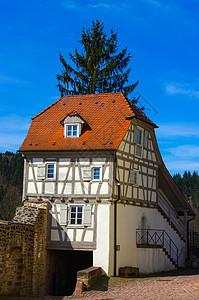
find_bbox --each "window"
[133,172,137,185]
[93,167,100,180]
[137,129,142,145]
[67,125,78,137]
[37,162,56,180]
[134,126,143,157]
[92,167,101,181]
[70,206,83,225]
[129,170,139,185]
[46,163,55,179]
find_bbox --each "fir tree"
[57,20,138,98]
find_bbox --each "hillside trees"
[57,20,138,99]
[0,152,23,220]
[173,171,199,207]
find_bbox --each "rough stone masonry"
[0,201,48,295]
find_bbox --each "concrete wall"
[93,204,111,274]
[137,248,174,273]
[114,203,185,275]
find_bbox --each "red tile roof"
[19,93,157,152]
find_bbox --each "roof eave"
[18,148,117,153]
[126,115,159,128]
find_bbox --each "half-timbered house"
[19,92,194,293]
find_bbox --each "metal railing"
[158,190,184,237]
[136,229,179,266]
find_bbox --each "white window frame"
[135,126,144,158]
[45,162,56,180]
[92,166,102,181]
[69,205,84,226]
[136,127,144,145]
[64,123,81,138]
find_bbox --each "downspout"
[114,150,120,277]
[187,214,195,258]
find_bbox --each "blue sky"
[1,0,199,175]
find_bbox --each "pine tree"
[57,20,138,98]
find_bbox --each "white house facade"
[19,93,194,289]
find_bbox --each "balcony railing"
[136,229,179,266]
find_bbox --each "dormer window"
[67,124,78,137]
[61,111,88,138]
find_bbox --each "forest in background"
[173,172,199,208]
[0,152,199,225]
[0,152,23,220]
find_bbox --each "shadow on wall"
[89,275,109,291]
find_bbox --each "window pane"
[77,218,82,225]
[94,167,100,180]
[68,126,72,136]
[137,129,142,145]
[70,206,83,225]
[73,125,78,136]
[71,207,76,213]
[71,212,76,218]
[77,212,82,219]
[47,164,54,178]
[134,172,137,184]
[78,207,83,213]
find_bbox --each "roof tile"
[19,93,157,152]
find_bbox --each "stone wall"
[74,266,102,296]
[0,201,48,296]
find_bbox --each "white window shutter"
[133,125,137,143]
[83,205,92,227]
[82,167,92,181]
[60,205,68,225]
[144,130,148,148]
[37,164,45,180]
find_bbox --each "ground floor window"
[70,206,83,225]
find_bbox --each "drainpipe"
[187,214,195,258]
[114,151,120,277]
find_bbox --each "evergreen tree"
[0,152,23,220]
[57,20,138,98]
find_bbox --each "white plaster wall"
[93,204,110,274]
[50,203,96,244]
[59,158,71,164]
[116,204,185,275]
[32,158,43,164]
[27,182,36,193]
[27,156,111,196]
[44,182,55,194]
[137,248,174,273]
